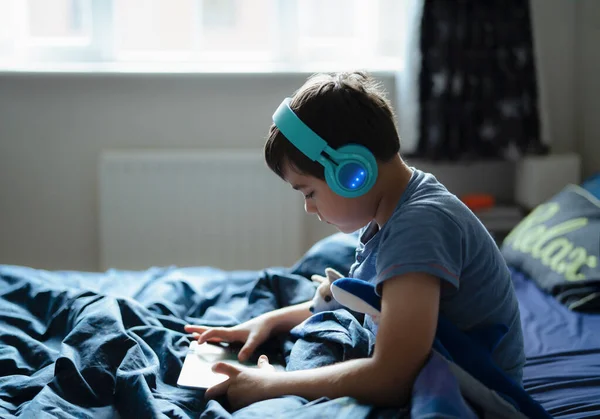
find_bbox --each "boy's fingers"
[258,355,276,371]
[205,377,230,400]
[193,332,224,343]
[212,361,241,378]
[198,328,232,344]
[238,334,260,362]
[184,325,209,333]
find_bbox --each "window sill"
[0,59,404,76]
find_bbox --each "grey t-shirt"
[349,168,526,384]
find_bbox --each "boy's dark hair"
[264,71,401,180]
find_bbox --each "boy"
[185,71,525,411]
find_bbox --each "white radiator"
[98,150,305,271]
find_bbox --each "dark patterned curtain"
[413,0,548,161]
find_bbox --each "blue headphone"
[272,97,378,198]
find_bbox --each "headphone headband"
[272,98,328,162]
[271,97,378,198]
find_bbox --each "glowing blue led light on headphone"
[272,98,378,198]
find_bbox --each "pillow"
[501,184,600,312]
[290,231,359,279]
[582,172,600,199]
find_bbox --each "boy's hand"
[184,316,273,362]
[205,355,279,411]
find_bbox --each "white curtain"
[394,0,424,155]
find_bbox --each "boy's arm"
[265,301,313,333]
[261,272,440,406]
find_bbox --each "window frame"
[0,0,405,73]
[7,0,113,64]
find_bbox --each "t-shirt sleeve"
[374,206,463,293]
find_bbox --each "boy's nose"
[304,200,317,214]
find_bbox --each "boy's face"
[283,164,376,234]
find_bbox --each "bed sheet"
[0,265,314,418]
[513,268,600,418]
[0,264,547,418]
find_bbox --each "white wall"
[529,0,600,177]
[529,0,577,154]
[0,0,596,271]
[0,73,391,270]
[575,0,600,178]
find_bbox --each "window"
[113,0,274,63]
[27,0,90,39]
[0,0,406,71]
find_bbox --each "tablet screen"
[177,341,284,390]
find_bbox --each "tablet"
[177,340,284,390]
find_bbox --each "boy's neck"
[372,156,413,229]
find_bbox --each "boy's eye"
[304,191,315,199]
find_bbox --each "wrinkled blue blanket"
[0,264,546,418]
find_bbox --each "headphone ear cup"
[330,145,378,198]
[335,144,377,173]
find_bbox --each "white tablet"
[177,340,284,390]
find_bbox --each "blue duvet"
[0,264,547,418]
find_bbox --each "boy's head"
[264,71,400,181]
[264,71,402,233]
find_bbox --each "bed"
[1,251,598,418]
[514,267,600,418]
[2,181,600,418]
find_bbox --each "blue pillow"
[501,184,600,312]
[582,172,600,199]
[290,232,359,279]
